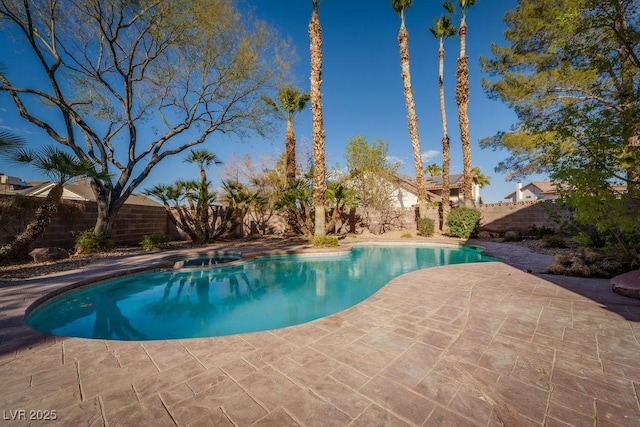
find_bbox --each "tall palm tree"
[309,0,327,236]
[262,85,310,186]
[429,5,457,231]
[391,0,428,218]
[0,145,109,261]
[184,149,221,239]
[455,0,477,207]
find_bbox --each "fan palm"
[143,183,201,243]
[455,0,477,207]
[184,149,221,239]
[309,0,327,236]
[0,145,109,261]
[429,5,457,230]
[0,130,25,151]
[391,0,428,218]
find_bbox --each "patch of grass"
[401,231,413,238]
[309,235,339,247]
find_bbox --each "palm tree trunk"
[438,44,451,233]
[285,119,296,184]
[456,24,473,207]
[309,6,326,236]
[398,23,427,218]
[0,184,64,261]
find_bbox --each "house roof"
[395,174,442,202]
[424,174,465,190]
[15,180,161,206]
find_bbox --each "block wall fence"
[0,195,170,249]
[0,195,568,250]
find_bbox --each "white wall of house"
[391,186,418,209]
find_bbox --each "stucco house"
[504,181,560,202]
[391,173,481,208]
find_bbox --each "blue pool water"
[28,245,495,340]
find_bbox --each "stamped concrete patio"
[1,238,639,426]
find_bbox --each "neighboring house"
[504,181,560,202]
[392,174,441,209]
[391,173,480,208]
[0,173,28,193]
[424,173,481,206]
[504,181,628,202]
[7,178,161,206]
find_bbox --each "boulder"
[29,247,69,263]
[611,270,640,299]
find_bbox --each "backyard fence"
[0,194,569,250]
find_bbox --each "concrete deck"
[1,239,639,426]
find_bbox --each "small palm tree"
[0,145,109,261]
[309,0,327,237]
[429,4,457,230]
[262,85,310,186]
[184,149,221,239]
[325,181,356,234]
[455,0,477,207]
[143,183,201,243]
[391,0,428,218]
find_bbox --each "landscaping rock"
[369,224,383,235]
[29,247,69,263]
[611,270,640,299]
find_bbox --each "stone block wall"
[0,195,169,249]
[478,201,569,233]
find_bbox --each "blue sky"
[0,0,537,203]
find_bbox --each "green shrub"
[446,208,481,238]
[309,235,339,247]
[75,229,114,254]
[141,233,173,251]
[542,234,567,248]
[416,218,435,237]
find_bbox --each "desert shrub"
[401,231,413,238]
[528,224,555,238]
[502,230,522,242]
[542,234,566,248]
[446,208,481,238]
[309,235,339,247]
[141,233,173,251]
[75,229,113,254]
[416,218,435,237]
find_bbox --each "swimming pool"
[27,245,495,340]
